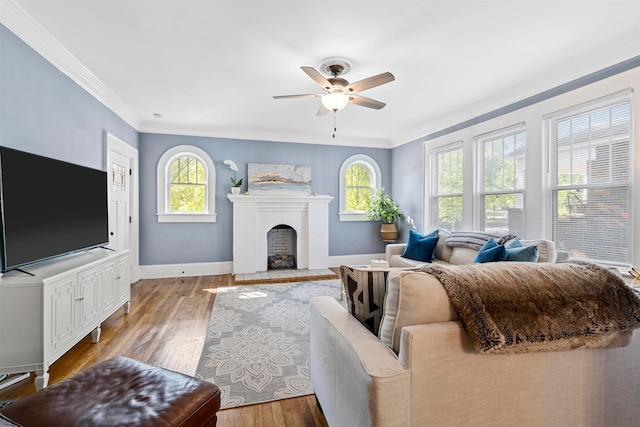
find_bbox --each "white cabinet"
[100,254,130,319]
[0,249,130,389]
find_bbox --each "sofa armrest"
[556,250,571,262]
[310,296,411,427]
[385,244,406,263]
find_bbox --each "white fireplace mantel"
[227,194,333,275]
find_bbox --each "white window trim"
[429,141,464,229]
[338,154,382,222]
[421,69,640,269]
[544,90,633,266]
[474,123,527,232]
[156,145,217,223]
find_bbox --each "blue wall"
[390,55,640,244]
[1,22,394,267]
[390,139,423,243]
[6,21,638,268]
[0,24,138,169]
[139,133,391,265]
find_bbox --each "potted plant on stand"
[366,188,404,242]
[224,159,243,194]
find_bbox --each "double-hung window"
[477,126,526,235]
[169,155,206,213]
[547,92,633,265]
[431,143,463,231]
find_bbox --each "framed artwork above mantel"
[247,163,311,195]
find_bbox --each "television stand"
[0,248,130,390]
[9,267,35,277]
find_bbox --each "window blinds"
[548,94,633,264]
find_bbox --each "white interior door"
[105,132,139,283]
[107,150,130,251]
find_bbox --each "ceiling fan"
[273,58,395,116]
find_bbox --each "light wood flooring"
[0,272,338,426]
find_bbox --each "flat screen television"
[0,146,109,273]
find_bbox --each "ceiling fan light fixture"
[321,93,349,112]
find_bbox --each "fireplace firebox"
[267,225,297,269]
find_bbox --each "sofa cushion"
[402,229,439,262]
[432,229,452,262]
[379,270,457,353]
[474,239,508,263]
[506,237,539,262]
[445,230,515,251]
[447,247,478,265]
[340,265,389,335]
[388,230,557,267]
[389,254,427,268]
[520,238,556,263]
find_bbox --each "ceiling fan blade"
[301,66,333,90]
[345,72,395,93]
[316,104,330,116]
[349,95,386,110]
[273,94,321,99]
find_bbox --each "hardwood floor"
[0,273,332,426]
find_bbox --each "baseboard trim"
[138,254,385,280]
[139,261,233,279]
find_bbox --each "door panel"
[108,151,130,251]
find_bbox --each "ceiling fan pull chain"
[333,111,337,138]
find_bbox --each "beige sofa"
[385,229,558,267]
[311,267,640,427]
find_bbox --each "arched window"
[169,155,206,213]
[339,154,381,221]
[156,145,216,222]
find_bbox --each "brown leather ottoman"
[0,356,221,426]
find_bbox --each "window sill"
[157,213,217,223]
[338,212,368,222]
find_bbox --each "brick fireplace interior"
[267,224,297,270]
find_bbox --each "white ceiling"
[3,0,640,148]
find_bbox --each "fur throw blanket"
[422,262,640,354]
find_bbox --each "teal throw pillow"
[474,238,507,263]
[402,229,439,262]
[506,238,539,262]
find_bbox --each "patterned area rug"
[195,279,342,409]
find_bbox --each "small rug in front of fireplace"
[234,268,336,283]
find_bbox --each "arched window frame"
[156,145,216,223]
[338,154,382,222]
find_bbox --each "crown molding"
[138,121,394,149]
[0,0,141,129]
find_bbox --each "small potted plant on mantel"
[366,188,404,242]
[224,159,243,194]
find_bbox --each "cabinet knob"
[75,297,84,302]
